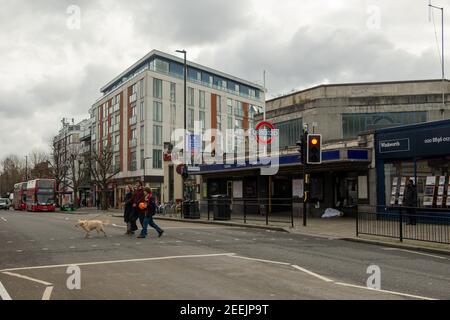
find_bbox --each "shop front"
[196,147,371,218]
[375,119,450,210]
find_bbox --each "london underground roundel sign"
[255,121,278,145]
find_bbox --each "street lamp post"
[176,49,187,206]
[429,3,445,110]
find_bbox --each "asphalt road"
[0,210,449,300]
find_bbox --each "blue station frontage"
[193,146,372,218]
[375,119,450,211]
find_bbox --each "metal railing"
[156,197,303,227]
[357,206,450,244]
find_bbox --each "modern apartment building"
[90,50,265,207]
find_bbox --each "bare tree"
[28,149,52,179]
[88,143,119,210]
[66,144,87,209]
[0,155,24,197]
[48,138,68,207]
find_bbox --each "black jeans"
[406,207,416,225]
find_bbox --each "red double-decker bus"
[13,182,27,210]
[26,179,56,212]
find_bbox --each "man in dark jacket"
[123,185,134,235]
[137,187,164,239]
[130,181,146,229]
[403,179,417,225]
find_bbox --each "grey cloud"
[129,0,252,45]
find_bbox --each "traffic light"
[307,134,322,164]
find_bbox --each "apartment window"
[227,116,233,129]
[140,125,145,145]
[217,115,222,131]
[115,114,120,126]
[131,128,137,141]
[170,82,176,102]
[115,95,120,105]
[114,154,120,170]
[216,95,222,113]
[153,59,169,73]
[140,79,144,98]
[115,135,120,146]
[153,78,163,99]
[153,125,163,146]
[188,87,194,106]
[153,149,163,169]
[171,104,177,126]
[140,101,145,121]
[235,119,243,130]
[235,84,240,92]
[188,109,195,129]
[199,91,206,109]
[227,99,233,115]
[132,83,137,94]
[235,101,244,118]
[153,101,163,122]
[130,151,137,171]
[199,111,205,129]
[131,105,137,117]
[140,149,145,170]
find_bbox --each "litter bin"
[189,200,200,219]
[212,195,231,221]
[182,200,191,219]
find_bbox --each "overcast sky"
[0,0,447,158]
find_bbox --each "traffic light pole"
[302,130,309,227]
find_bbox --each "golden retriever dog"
[75,220,107,238]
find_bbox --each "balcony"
[129,93,137,104]
[129,139,137,148]
[129,116,137,126]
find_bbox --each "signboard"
[186,134,201,155]
[379,138,410,154]
[292,179,304,198]
[358,176,368,199]
[233,181,243,198]
[377,123,450,159]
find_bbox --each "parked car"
[0,198,10,210]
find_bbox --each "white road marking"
[28,240,35,242]
[50,239,55,241]
[7,241,12,244]
[230,255,291,266]
[1,217,7,222]
[69,246,76,249]
[291,265,334,283]
[0,281,12,300]
[2,272,53,286]
[16,250,23,253]
[114,243,121,246]
[0,253,237,272]
[175,241,182,243]
[334,282,436,300]
[42,248,49,251]
[42,286,53,300]
[234,239,240,241]
[91,245,98,248]
[136,242,141,245]
[381,248,448,260]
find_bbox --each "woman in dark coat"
[131,181,146,229]
[123,185,134,235]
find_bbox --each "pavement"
[83,207,450,256]
[0,209,450,300]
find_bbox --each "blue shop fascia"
[375,119,450,210]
